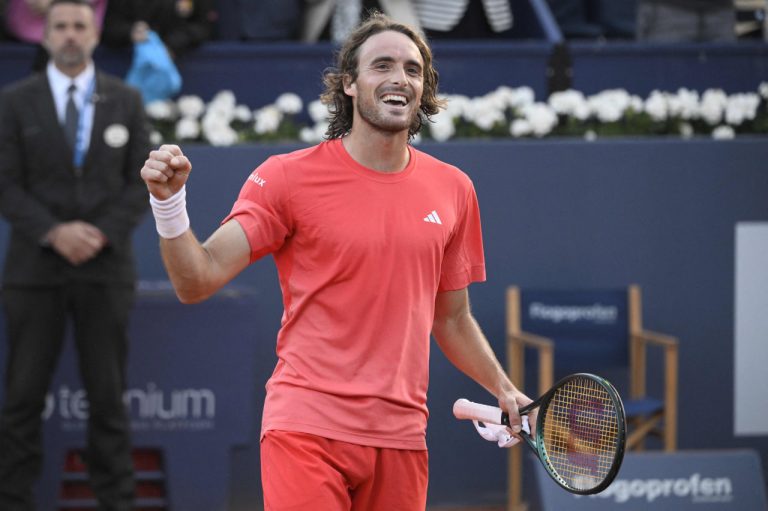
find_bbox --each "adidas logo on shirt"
[423,210,442,225]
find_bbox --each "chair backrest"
[517,288,630,387]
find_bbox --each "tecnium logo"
[529,302,618,324]
[586,474,734,504]
[43,383,216,432]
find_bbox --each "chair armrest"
[507,332,554,393]
[632,329,678,348]
[507,332,553,350]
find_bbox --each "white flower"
[177,95,205,119]
[548,89,589,120]
[207,90,237,120]
[429,110,456,142]
[299,122,327,144]
[711,125,735,140]
[149,130,163,146]
[275,93,303,115]
[145,99,176,121]
[254,105,284,135]
[443,94,470,118]
[700,89,728,125]
[507,86,536,109]
[234,105,252,123]
[759,82,768,100]
[629,95,644,113]
[201,112,238,146]
[644,90,668,122]
[668,88,700,120]
[465,97,505,131]
[509,119,531,137]
[308,100,330,123]
[725,93,760,126]
[484,87,515,111]
[521,103,558,137]
[588,89,631,123]
[175,117,200,140]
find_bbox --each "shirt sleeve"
[221,155,293,264]
[438,182,486,292]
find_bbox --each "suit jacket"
[0,70,150,286]
[301,0,422,42]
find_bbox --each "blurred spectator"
[414,0,513,39]
[546,0,638,39]
[637,0,736,42]
[0,0,9,40]
[101,0,216,58]
[301,0,421,43]
[546,0,602,38]
[216,0,303,41]
[3,0,107,69]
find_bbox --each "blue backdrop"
[124,138,768,508]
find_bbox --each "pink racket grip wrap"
[453,398,506,425]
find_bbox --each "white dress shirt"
[47,61,96,155]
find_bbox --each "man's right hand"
[46,221,106,266]
[140,144,192,200]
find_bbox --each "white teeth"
[382,94,407,105]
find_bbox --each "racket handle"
[453,398,510,427]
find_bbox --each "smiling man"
[140,12,533,511]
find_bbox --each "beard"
[355,94,420,135]
[53,44,89,70]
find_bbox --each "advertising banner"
[534,450,767,510]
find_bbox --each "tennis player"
[140,12,533,511]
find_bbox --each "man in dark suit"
[0,0,149,509]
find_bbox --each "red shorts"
[261,430,429,511]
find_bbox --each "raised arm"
[432,288,534,434]
[140,144,251,303]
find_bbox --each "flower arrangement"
[145,83,768,146]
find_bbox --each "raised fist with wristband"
[141,144,191,239]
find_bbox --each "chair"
[505,284,678,510]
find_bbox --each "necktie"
[64,83,79,149]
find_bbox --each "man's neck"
[56,62,89,79]
[342,126,411,173]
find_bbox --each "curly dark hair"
[320,11,446,140]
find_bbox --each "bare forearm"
[158,230,212,303]
[433,312,515,399]
[159,219,252,303]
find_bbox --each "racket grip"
[453,398,509,426]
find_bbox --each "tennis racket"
[453,372,626,495]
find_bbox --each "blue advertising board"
[533,450,767,510]
[25,282,265,511]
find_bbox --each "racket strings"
[540,377,621,491]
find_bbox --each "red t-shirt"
[222,139,485,450]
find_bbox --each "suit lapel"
[33,74,74,162]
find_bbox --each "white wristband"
[149,186,190,239]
